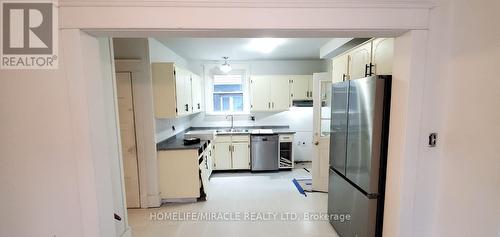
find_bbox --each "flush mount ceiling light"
[244,38,286,53]
[219,56,232,73]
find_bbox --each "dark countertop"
[157,126,296,151]
[156,138,209,151]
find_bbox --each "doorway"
[312,72,333,192]
[116,72,141,208]
[62,28,430,237]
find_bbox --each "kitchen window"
[211,74,247,113]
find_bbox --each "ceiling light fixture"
[244,38,286,54]
[219,56,232,73]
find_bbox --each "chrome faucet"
[225,115,234,130]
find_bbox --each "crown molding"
[59,0,438,9]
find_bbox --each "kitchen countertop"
[156,138,209,151]
[157,126,296,151]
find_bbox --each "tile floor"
[128,163,338,237]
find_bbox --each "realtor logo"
[1,2,58,69]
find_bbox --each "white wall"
[96,38,129,236]
[385,1,500,236]
[148,38,189,68]
[429,0,500,236]
[0,32,85,237]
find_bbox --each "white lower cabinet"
[157,149,200,199]
[213,142,232,170]
[158,143,214,200]
[231,143,250,169]
[213,135,250,170]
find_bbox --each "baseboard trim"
[147,193,161,208]
[161,198,197,203]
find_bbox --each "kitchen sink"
[216,129,250,134]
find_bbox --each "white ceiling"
[156,38,332,61]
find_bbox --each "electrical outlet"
[428,133,437,147]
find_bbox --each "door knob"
[314,141,319,146]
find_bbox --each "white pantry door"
[116,72,141,208]
[312,72,332,192]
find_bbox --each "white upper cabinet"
[249,76,271,111]
[307,77,314,99]
[331,38,394,82]
[152,62,202,118]
[152,63,177,118]
[191,73,203,113]
[290,75,312,100]
[175,67,192,116]
[332,54,349,83]
[269,75,290,111]
[250,75,289,112]
[348,41,373,80]
[371,38,394,75]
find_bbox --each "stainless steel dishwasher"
[250,135,279,171]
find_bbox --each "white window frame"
[204,63,251,115]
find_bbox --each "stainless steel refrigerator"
[328,75,392,237]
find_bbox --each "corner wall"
[431,0,500,236]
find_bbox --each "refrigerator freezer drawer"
[328,169,379,237]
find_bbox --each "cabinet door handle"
[342,74,346,82]
[272,102,274,108]
[185,104,189,111]
[365,64,370,77]
[268,102,271,108]
[369,63,375,76]
[197,103,200,109]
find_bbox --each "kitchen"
[3,1,497,237]
[112,37,393,236]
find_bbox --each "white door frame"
[114,59,159,209]
[311,72,332,192]
[59,2,434,237]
